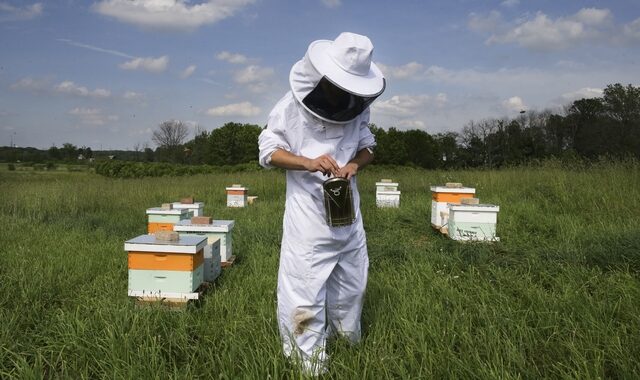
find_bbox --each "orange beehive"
[128,249,204,271]
[148,222,175,233]
[430,185,476,229]
[146,207,189,234]
[125,234,208,297]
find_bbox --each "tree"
[152,120,189,148]
[152,120,190,163]
[566,98,606,157]
[60,143,78,161]
[601,83,640,156]
[208,122,262,165]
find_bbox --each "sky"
[1,0,639,150]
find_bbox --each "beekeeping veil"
[289,32,386,124]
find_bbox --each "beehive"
[172,201,204,217]
[173,219,236,263]
[226,185,248,207]
[376,190,401,208]
[205,239,222,282]
[125,234,207,298]
[375,180,399,193]
[430,185,476,229]
[146,207,190,233]
[447,203,500,241]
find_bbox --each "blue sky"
[1,0,639,150]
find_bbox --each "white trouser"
[277,237,369,375]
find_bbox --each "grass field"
[1,161,639,379]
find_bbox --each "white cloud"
[206,101,261,117]
[321,0,341,8]
[559,87,603,102]
[93,0,255,31]
[234,65,274,83]
[10,77,50,92]
[0,2,43,22]
[500,0,519,8]
[484,8,613,50]
[574,8,613,26]
[55,81,111,98]
[397,119,426,129]
[623,17,640,41]
[502,96,527,112]
[119,56,168,73]
[216,51,248,64]
[468,10,503,33]
[373,94,448,117]
[69,107,119,126]
[180,65,196,79]
[233,65,275,93]
[377,62,424,79]
[123,91,145,101]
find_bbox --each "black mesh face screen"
[302,77,382,122]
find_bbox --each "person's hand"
[304,154,340,176]
[338,162,359,179]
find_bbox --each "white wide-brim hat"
[306,32,385,97]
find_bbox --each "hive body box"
[173,220,235,263]
[205,239,222,282]
[430,186,476,228]
[376,190,401,208]
[447,204,500,241]
[226,186,248,207]
[125,234,207,299]
[375,181,398,192]
[171,202,204,217]
[146,207,189,233]
[376,181,400,208]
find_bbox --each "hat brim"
[307,40,385,97]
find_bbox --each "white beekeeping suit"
[258,32,385,375]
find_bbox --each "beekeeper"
[258,32,385,375]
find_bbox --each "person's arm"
[338,148,374,179]
[270,149,340,177]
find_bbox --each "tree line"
[371,83,639,169]
[2,83,638,169]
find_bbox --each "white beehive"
[447,203,500,241]
[375,180,399,193]
[203,238,222,282]
[376,190,401,208]
[226,185,248,207]
[172,202,204,217]
[173,219,236,263]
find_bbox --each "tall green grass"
[1,161,639,379]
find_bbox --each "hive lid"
[430,185,475,193]
[448,203,499,212]
[124,234,207,253]
[146,207,189,215]
[172,202,204,209]
[375,182,399,187]
[173,219,235,232]
[226,186,248,191]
